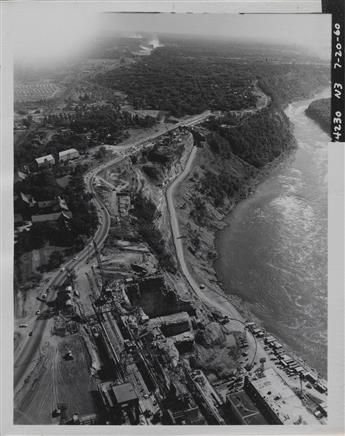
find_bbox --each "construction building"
[225,390,269,425]
[244,368,319,425]
[98,381,140,424]
[148,312,192,337]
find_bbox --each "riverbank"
[173,88,328,383]
[213,88,329,378]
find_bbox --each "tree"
[48,250,64,269]
[95,146,107,159]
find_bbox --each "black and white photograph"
[1,1,344,431]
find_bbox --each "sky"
[100,13,330,58]
[10,4,331,65]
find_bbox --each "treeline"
[188,105,295,220]
[206,107,295,168]
[42,105,155,133]
[305,98,331,135]
[257,64,329,107]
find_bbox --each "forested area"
[206,107,295,168]
[95,47,256,116]
[95,38,329,117]
[189,105,295,218]
[305,98,331,135]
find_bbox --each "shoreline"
[210,92,328,380]
[173,89,328,383]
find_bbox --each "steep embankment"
[305,98,331,135]
[173,103,296,318]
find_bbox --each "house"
[59,148,79,162]
[37,199,56,209]
[14,171,28,184]
[35,154,55,168]
[31,211,72,223]
[20,192,36,208]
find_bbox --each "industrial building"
[98,381,140,424]
[244,368,319,425]
[148,312,192,337]
[225,390,269,425]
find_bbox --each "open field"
[15,82,63,103]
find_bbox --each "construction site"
[14,233,328,426]
[13,126,328,426]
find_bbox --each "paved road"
[165,144,243,318]
[13,111,211,393]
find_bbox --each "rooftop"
[35,154,55,164]
[227,390,269,425]
[249,368,319,425]
[112,382,138,404]
[59,148,79,156]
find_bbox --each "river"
[214,88,330,377]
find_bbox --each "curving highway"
[14,111,211,394]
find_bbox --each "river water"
[214,88,330,377]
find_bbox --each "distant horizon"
[13,10,331,65]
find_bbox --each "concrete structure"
[125,276,194,318]
[226,391,269,424]
[35,154,55,167]
[171,331,195,352]
[244,368,319,425]
[59,148,79,162]
[187,369,225,424]
[98,381,140,424]
[148,312,192,337]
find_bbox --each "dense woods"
[305,98,331,135]
[95,39,329,117]
[206,107,295,168]
[95,47,257,116]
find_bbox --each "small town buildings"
[59,148,79,162]
[35,154,55,168]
